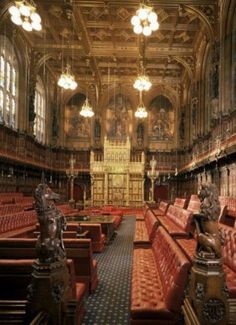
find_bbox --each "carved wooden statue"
[34,183,66,263]
[183,183,229,325]
[26,184,79,324]
[193,183,222,258]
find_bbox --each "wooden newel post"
[183,183,229,325]
[26,183,78,324]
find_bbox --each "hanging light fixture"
[134,40,152,92]
[134,74,152,92]
[80,59,94,118]
[8,1,42,31]
[131,2,159,36]
[135,91,148,119]
[58,64,77,90]
[80,97,94,118]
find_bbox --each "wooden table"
[67,215,116,243]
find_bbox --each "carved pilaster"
[126,172,130,206]
[28,51,41,135]
[104,172,108,205]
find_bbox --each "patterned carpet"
[82,216,135,325]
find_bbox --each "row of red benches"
[131,225,190,324]
[0,258,86,324]
[131,197,236,324]
[0,192,33,206]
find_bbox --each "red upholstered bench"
[133,209,158,247]
[157,205,193,238]
[79,223,105,253]
[135,203,150,221]
[0,237,98,294]
[176,223,236,299]
[131,226,191,324]
[218,196,236,227]
[152,201,169,216]
[0,259,86,323]
[0,210,37,238]
[174,198,187,209]
[186,195,201,213]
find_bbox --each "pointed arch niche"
[105,93,133,140]
[64,92,91,148]
[147,94,175,150]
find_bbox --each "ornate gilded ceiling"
[1,0,218,99]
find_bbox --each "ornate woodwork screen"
[90,137,145,207]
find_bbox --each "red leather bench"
[131,226,191,324]
[67,222,106,253]
[0,237,98,294]
[0,204,24,216]
[0,259,86,324]
[176,223,236,298]
[174,198,187,209]
[14,196,34,209]
[152,201,169,216]
[134,203,149,221]
[133,209,159,246]
[186,195,200,213]
[0,210,37,238]
[0,192,23,205]
[219,196,236,227]
[157,205,193,238]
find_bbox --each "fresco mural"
[64,93,91,139]
[106,93,133,139]
[148,95,174,141]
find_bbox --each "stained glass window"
[34,76,46,143]
[0,36,18,128]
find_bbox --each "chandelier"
[131,3,159,36]
[8,1,42,31]
[135,104,148,119]
[80,98,94,118]
[79,59,94,118]
[135,91,148,119]
[134,74,152,92]
[57,65,77,90]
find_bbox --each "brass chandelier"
[9,1,42,31]
[131,2,159,36]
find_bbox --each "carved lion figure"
[194,183,222,258]
[34,183,66,263]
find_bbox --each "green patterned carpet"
[82,216,135,325]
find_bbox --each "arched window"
[0,35,18,128]
[34,76,46,143]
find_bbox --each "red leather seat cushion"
[76,282,86,301]
[134,221,149,243]
[159,218,189,237]
[131,248,174,320]
[176,238,196,260]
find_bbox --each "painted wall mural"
[105,93,133,139]
[148,95,174,141]
[64,93,91,139]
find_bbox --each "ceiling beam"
[86,22,200,32]
[71,4,102,90]
[37,2,60,44]
[73,0,217,6]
